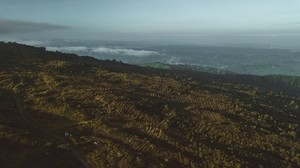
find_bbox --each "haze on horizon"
[1,0,300,48]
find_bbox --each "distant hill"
[267,75,300,90]
[140,62,234,75]
[0,42,299,168]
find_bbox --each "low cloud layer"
[46,46,88,52]
[91,47,160,57]
[46,46,160,57]
[0,18,69,34]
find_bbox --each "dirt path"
[10,91,93,168]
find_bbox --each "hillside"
[140,62,234,75]
[0,42,299,168]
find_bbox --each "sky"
[1,0,300,47]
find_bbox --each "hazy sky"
[1,0,300,46]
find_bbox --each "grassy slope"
[0,42,299,167]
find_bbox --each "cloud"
[17,40,45,46]
[274,22,300,26]
[46,46,88,52]
[45,45,160,57]
[0,18,69,34]
[0,37,46,46]
[91,47,160,57]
